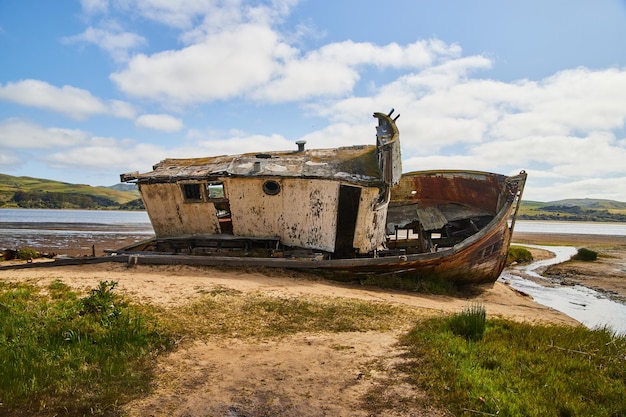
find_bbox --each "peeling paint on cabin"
[225,177,339,252]
[352,187,387,253]
[122,111,402,256]
[140,183,222,237]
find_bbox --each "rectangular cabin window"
[206,182,225,200]
[182,183,202,201]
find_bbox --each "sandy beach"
[1,231,625,416]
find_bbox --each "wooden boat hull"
[110,170,526,285]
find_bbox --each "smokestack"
[296,140,306,152]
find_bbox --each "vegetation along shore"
[1,231,624,416]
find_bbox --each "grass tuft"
[448,303,487,341]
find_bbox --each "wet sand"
[513,231,626,248]
[0,223,153,257]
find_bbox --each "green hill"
[2,173,625,220]
[0,173,142,210]
[547,198,626,210]
[519,199,626,222]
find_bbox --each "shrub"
[573,247,597,261]
[80,280,120,317]
[448,303,486,341]
[17,247,39,260]
[506,246,533,264]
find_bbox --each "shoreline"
[3,227,625,313]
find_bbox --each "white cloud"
[0,80,136,120]
[482,68,626,141]
[528,176,626,202]
[0,119,166,179]
[121,0,240,29]
[80,0,108,15]
[63,25,146,62]
[307,61,626,202]
[176,125,307,157]
[255,59,360,102]
[135,114,184,132]
[111,24,289,103]
[44,141,166,173]
[0,119,90,149]
[108,100,136,119]
[471,132,626,177]
[402,154,495,174]
[111,0,296,33]
[297,123,372,149]
[112,31,467,105]
[0,150,21,169]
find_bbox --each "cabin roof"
[121,144,383,185]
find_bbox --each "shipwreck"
[119,110,526,284]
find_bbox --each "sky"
[1,0,626,202]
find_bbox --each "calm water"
[514,220,626,236]
[0,208,151,226]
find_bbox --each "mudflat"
[513,232,626,300]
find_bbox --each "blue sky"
[1,0,626,202]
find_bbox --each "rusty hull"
[113,170,526,285]
[115,109,526,285]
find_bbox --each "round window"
[263,180,281,195]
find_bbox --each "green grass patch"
[165,291,413,339]
[400,317,626,416]
[507,245,533,264]
[0,280,173,416]
[7,276,625,416]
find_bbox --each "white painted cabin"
[121,111,401,257]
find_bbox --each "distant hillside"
[546,198,626,210]
[107,183,139,193]
[0,173,143,210]
[519,199,626,222]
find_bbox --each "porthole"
[263,180,281,195]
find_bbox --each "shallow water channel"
[500,245,626,335]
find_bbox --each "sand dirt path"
[1,258,579,416]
